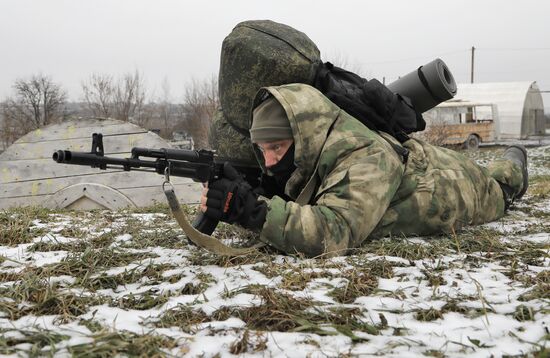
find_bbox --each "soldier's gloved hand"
[204,163,267,231]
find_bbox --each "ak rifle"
[52,133,262,235]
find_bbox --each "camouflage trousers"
[372,139,525,238]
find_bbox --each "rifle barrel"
[53,150,155,170]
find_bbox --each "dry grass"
[414,308,444,322]
[66,330,179,357]
[115,290,171,310]
[0,207,51,246]
[44,247,157,277]
[530,175,550,199]
[211,286,380,340]
[0,273,107,321]
[0,327,70,356]
[519,270,550,301]
[77,263,176,291]
[329,269,378,304]
[229,330,268,355]
[154,304,210,333]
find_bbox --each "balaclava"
[250,96,296,193]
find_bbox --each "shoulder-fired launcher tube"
[387,58,457,113]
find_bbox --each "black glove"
[205,163,267,231]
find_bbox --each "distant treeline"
[0,72,218,150]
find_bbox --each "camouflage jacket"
[254,84,506,257]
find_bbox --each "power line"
[359,49,468,65]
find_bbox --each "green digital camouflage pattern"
[254,84,525,257]
[219,20,321,135]
[208,108,257,163]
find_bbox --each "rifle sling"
[163,183,263,256]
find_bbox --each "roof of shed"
[0,118,201,209]
[455,81,539,103]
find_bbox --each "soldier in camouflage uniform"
[201,84,527,257]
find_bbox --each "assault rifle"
[52,133,262,235]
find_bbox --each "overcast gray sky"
[1,0,549,107]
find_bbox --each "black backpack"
[314,62,425,148]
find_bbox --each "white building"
[451,82,545,139]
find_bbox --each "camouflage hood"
[251,84,341,199]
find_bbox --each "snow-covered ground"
[0,146,548,357]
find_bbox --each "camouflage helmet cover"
[219,20,321,136]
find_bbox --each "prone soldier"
[200,84,528,257]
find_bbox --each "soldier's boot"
[500,145,528,208]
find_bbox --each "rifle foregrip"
[192,212,219,235]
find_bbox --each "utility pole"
[470,46,475,83]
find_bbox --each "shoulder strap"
[378,131,409,164]
[163,182,264,256]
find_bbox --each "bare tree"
[1,74,67,146]
[0,102,25,149]
[81,70,148,125]
[6,74,67,129]
[114,71,147,125]
[413,110,454,147]
[157,76,174,138]
[82,73,114,118]
[175,75,218,149]
[413,119,454,147]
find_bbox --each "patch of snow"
[520,232,550,244]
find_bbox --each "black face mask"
[267,143,296,190]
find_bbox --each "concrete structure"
[451,82,545,139]
[0,118,201,210]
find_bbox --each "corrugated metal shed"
[453,82,545,139]
[0,118,201,210]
